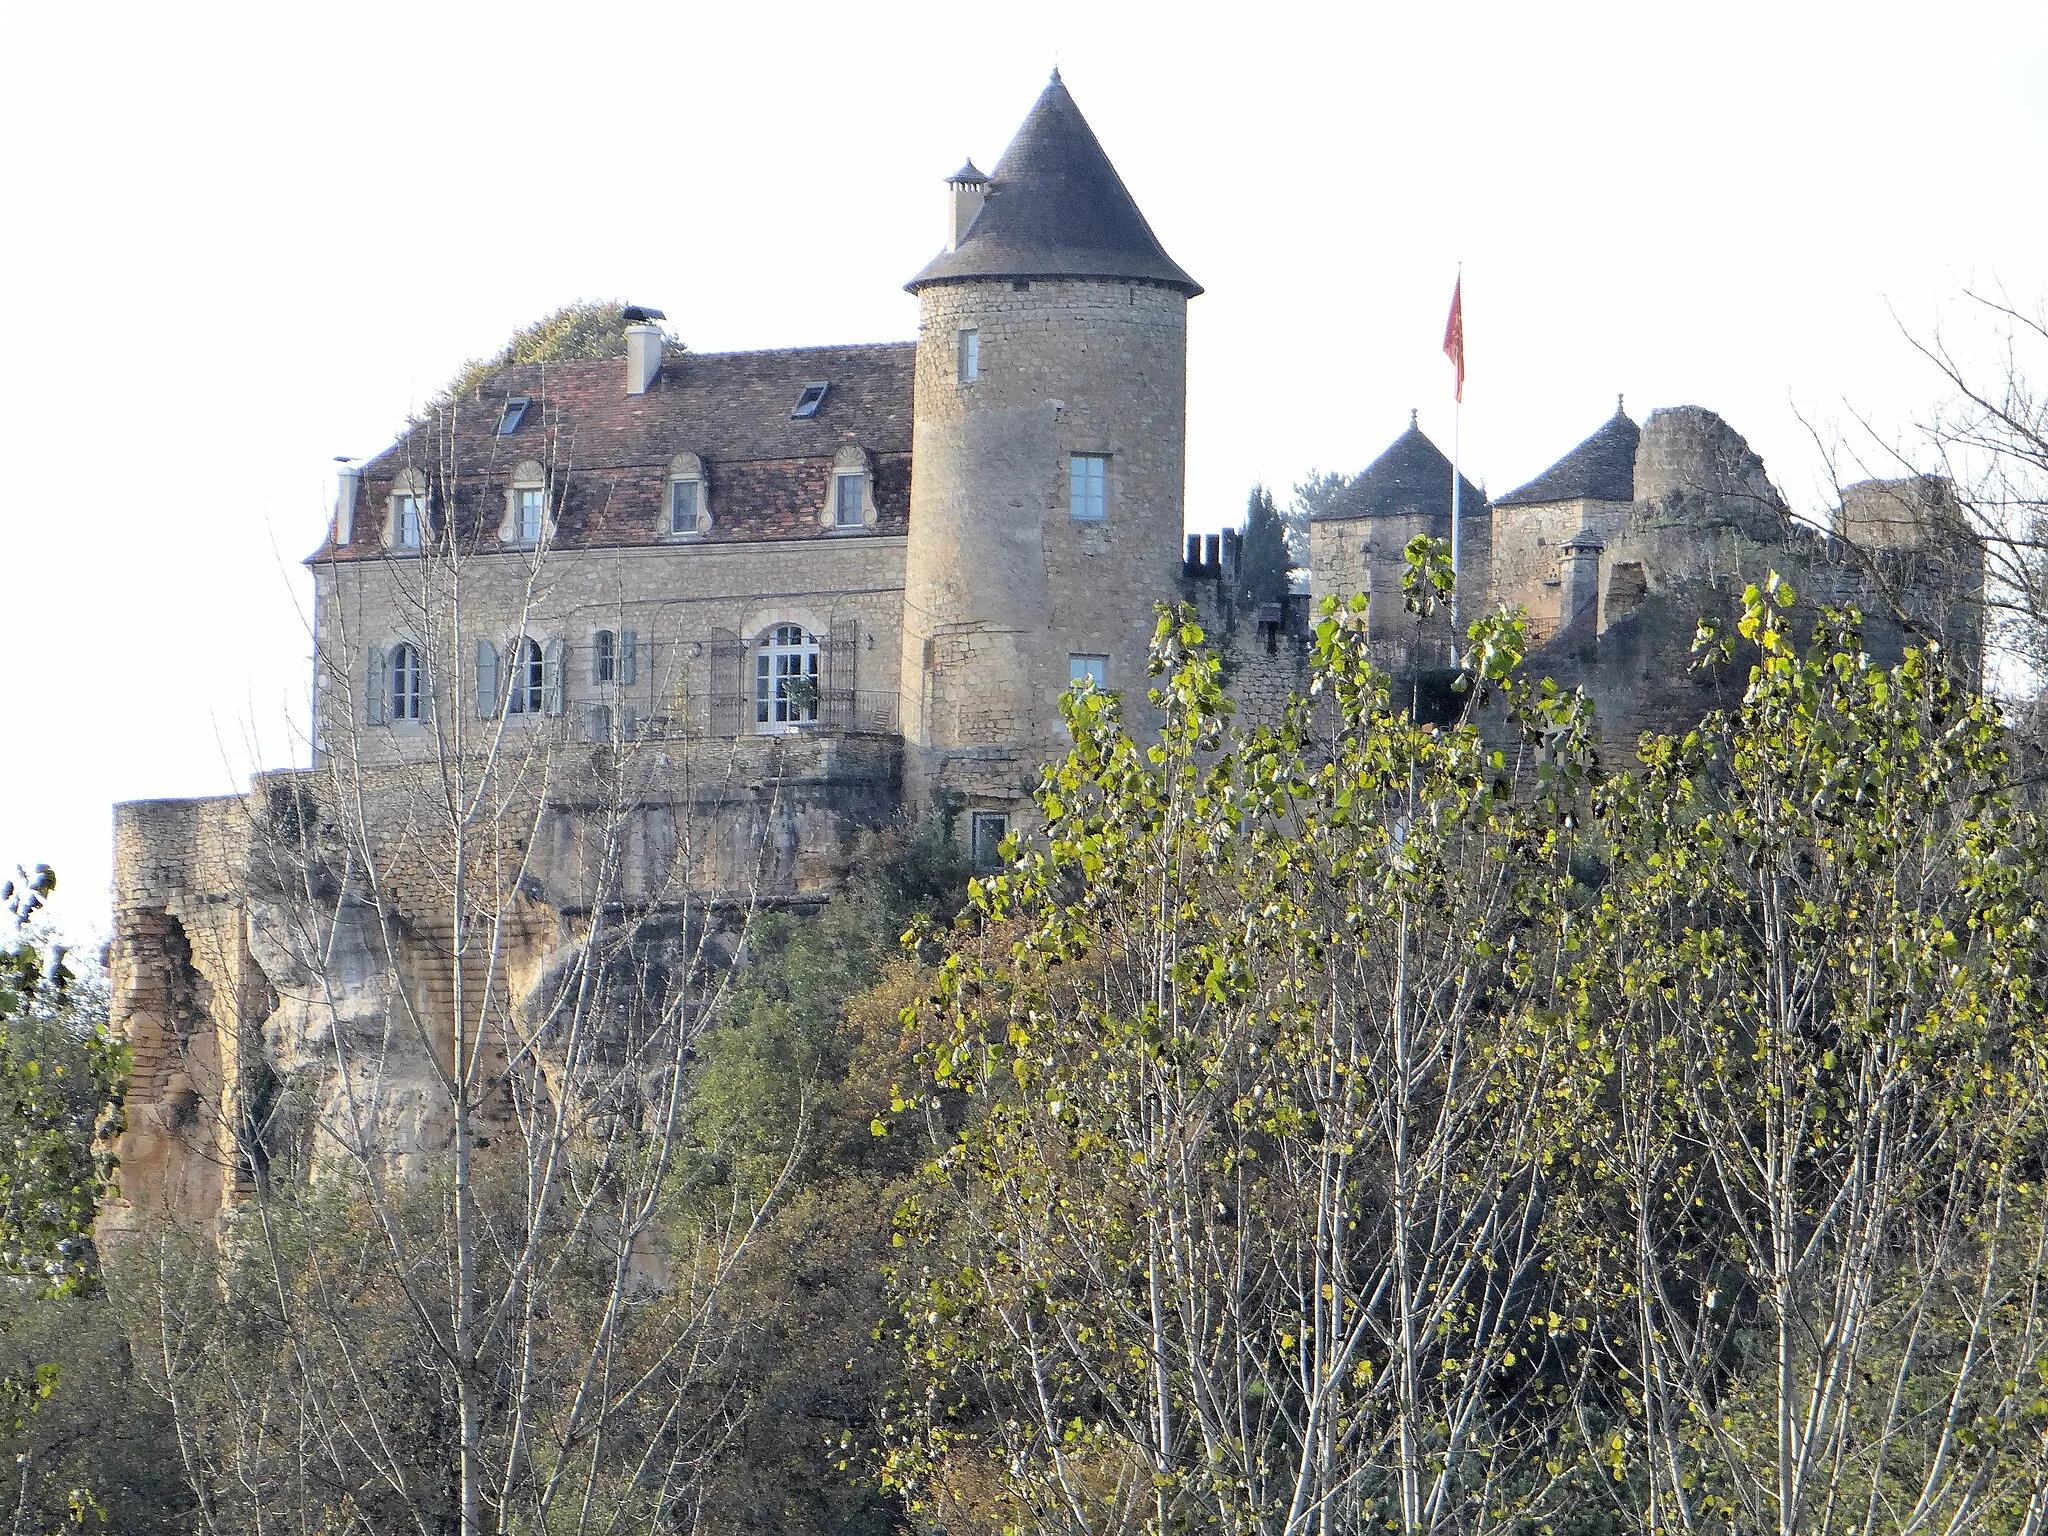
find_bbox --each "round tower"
[900,71,1202,820]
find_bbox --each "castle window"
[390,643,423,721]
[834,474,864,529]
[958,328,979,383]
[506,637,545,715]
[970,812,1009,871]
[1068,654,1108,691]
[791,382,828,419]
[395,494,424,549]
[1069,454,1108,521]
[497,397,530,436]
[755,623,819,729]
[591,628,636,687]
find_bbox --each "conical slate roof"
[908,72,1201,296]
[1496,404,1639,507]
[1316,418,1485,523]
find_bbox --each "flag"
[1443,275,1465,403]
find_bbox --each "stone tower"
[899,72,1201,818]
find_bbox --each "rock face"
[103,732,906,1229]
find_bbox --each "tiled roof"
[908,73,1201,297]
[317,343,914,558]
[1315,420,1485,524]
[1496,406,1639,507]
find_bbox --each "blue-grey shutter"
[620,628,638,687]
[708,629,744,736]
[476,640,500,719]
[366,647,387,726]
[542,638,565,716]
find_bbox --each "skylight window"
[791,382,829,419]
[497,397,531,436]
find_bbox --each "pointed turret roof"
[1497,403,1639,507]
[1315,418,1484,523]
[908,73,1201,296]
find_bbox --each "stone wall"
[313,533,909,762]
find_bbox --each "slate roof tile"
[1496,407,1639,507]
[908,73,1200,297]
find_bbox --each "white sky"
[5,0,2045,944]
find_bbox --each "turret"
[899,72,1201,816]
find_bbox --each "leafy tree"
[434,300,680,411]
[1548,577,2048,1536]
[1286,469,1350,569]
[1235,483,1292,610]
[882,576,1604,1536]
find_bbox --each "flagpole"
[1449,262,1462,636]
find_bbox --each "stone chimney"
[946,160,988,252]
[625,323,663,395]
[1560,532,1604,642]
[333,465,361,545]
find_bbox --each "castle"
[106,74,1981,1223]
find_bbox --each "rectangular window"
[1068,654,1108,691]
[516,487,544,542]
[497,397,530,436]
[397,495,423,549]
[669,479,699,534]
[791,382,828,418]
[834,473,864,529]
[957,327,979,382]
[970,812,1009,871]
[1069,454,1108,521]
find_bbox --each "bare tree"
[122,393,809,1536]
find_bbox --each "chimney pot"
[946,161,988,252]
[625,323,663,395]
[333,466,361,545]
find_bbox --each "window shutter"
[366,647,387,726]
[542,638,565,716]
[824,620,857,730]
[708,628,743,737]
[476,640,500,719]
[620,628,638,686]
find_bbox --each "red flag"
[1443,275,1465,403]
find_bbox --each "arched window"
[506,637,545,715]
[389,643,422,721]
[754,623,818,728]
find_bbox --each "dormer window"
[665,453,709,537]
[834,474,864,529]
[502,461,549,545]
[820,445,876,533]
[516,488,545,542]
[497,397,530,436]
[791,382,828,418]
[386,467,430,551]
